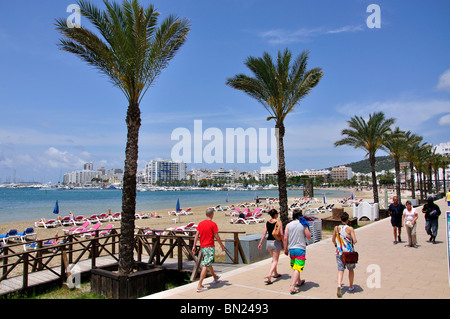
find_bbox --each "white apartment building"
[259,169,277,181]
[145,159,187,184]
[331,166,353,181]
[63,163,123,186]
[434,142,450,184]
[302,169,331,181]
[64,169,101,185]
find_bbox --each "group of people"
[256,208,356,297]
[388,194,443,247]
[192,192,446,297]
[192,206,357,297]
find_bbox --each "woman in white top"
[402,200,418,248]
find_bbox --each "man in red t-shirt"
[192,208,225,292]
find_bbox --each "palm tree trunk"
[394,157,401,202]
[119,102,141,275]
[409,162,416,200]
[442,166,447,194]
[276,122,289,228]
[369,154,379,203]
[418,169,424,201]
[427,164,433,194]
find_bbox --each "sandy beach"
[0,187,397,244]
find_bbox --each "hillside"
[327,156,395,174]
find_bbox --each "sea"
[0,187,352,224]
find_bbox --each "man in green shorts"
[192,208,225,292]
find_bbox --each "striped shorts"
[289,248,306,272]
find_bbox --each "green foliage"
[330,156,395,174]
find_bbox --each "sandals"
[196,286,208,292]
[290,288,300,295]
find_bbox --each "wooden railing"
[0,228,247,294]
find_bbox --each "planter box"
[91,262,165,299]
[225,233,268,264]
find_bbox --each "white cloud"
[336,98,450,129]
[437,69,450,92]
[42,147,87,169]
[439,114,450,126]
[259,25,364,44]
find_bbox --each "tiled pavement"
[144,199,450,300]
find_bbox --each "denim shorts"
[336,254,356,271]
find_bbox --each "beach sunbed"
[75,222,102,237]
[34,219,58,229]
[0,229,20,244]
[135,213,149,219]
[225,207,240,217]
[111,212,121,221]
[84,224,114,238]
[74,216,86,225]
[87,214,100,223]
[63,221,90,235]
[18,227,37,241]
[60,216,76,227]
[98,213,110,222]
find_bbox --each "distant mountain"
[326,156,395,174]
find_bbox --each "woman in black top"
[258,209,283,284]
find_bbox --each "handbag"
[342,251,359,264]
[272,220,283,241]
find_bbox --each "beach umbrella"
[53,200,59,215]
[226,193,229,203]
[351,193,354,200]
[323,194,326,204]
[176,198,180,212]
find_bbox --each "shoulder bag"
[272,220,283,241]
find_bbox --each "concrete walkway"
[144,199,450,299]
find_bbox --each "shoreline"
[0,187,390,242]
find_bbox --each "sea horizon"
[0,187,352,224]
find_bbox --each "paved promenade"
[145,198,450,300]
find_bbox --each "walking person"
[446,188,450,207]
[388,196,404,244]
[402,200,419,247]
[422,197,441,244]
[284,210,311,295]
[332,212,357,298]
[258,209,283,284]
[192,208,225,292]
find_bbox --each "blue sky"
[0,0,449,183]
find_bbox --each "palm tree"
[55,0,190,275]
[335,112,395,204]
[383,127,407,203]
[403,132,423,199]
[226,49,323,227]
[440,155,450,193]
[415,143,432,201]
